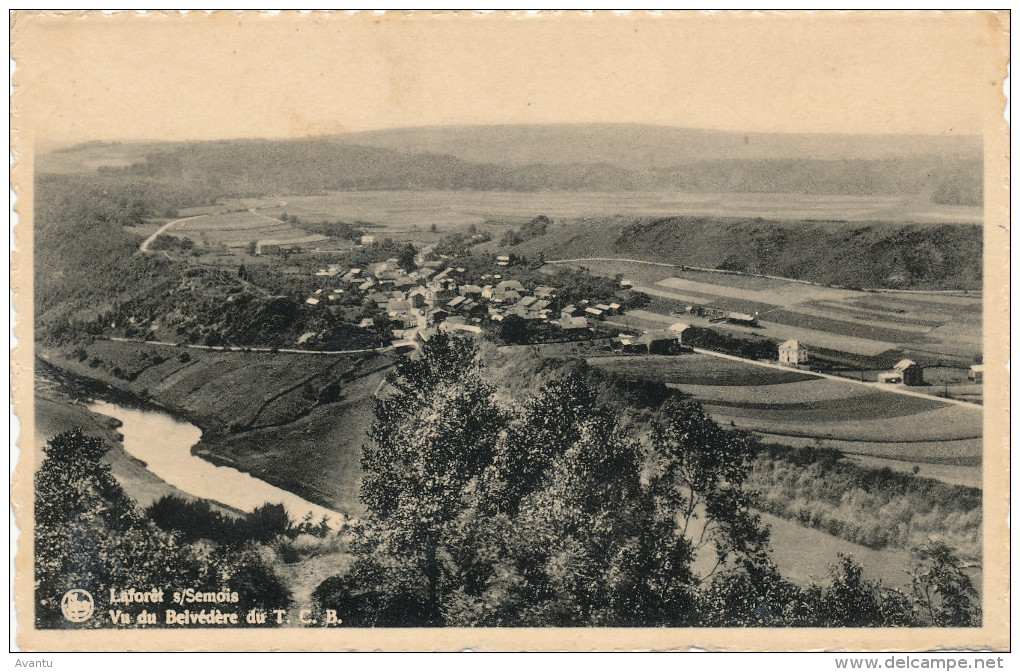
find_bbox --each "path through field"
[687,347,981,409]
[139,214,208,252]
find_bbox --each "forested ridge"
[42,132,982,204]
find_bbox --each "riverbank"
[35,341,393,516]
[34,372,240,516]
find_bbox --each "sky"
[12,11,1009,146]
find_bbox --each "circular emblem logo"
[60,589,94,622]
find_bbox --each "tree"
[350,335,506,624]
[35,429,292,629]
[910,541,980,626]
[815,554,914,627]
[34,430,202,628]
[499,314,529,345]
[315,343,965,628]
[397,242,418,273]
[648,397,771,581]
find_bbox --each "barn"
[893,359,924,386]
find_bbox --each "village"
[299,246,614,346]
[280,238,980,395]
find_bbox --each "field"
[588,353,983,483]
[567,259,981,371]
[590,353,816,386]
[173,211,329,249]
[231,190,983,226]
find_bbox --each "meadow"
[588,352,983,482]
[246,190,983,227]
[590,353,816,386]
[568,258,981,369]
[176,210,328,249]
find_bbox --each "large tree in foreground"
[322,336,783,626]
[318,336,981,627]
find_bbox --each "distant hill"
[324,123,982,169]
[36,124,983,205]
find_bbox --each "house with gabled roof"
[893,359,924,386]
[778,339,809,365]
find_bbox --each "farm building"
[556,315,588,332]
[535,286,558,299]
[440,321,483,337]
[726,312,759,327]
[496,255,511,266]
[584,307,605,320]
[255,235,325,255]
[360,235,376,245]
[615,336,646,354]
[637,330,680,354]
[496,279,525,293]
[669,323,691,342]
[969,365,984,383]
[893,359,924,386]
[778,339,810,365]
[408,287,429,309]
[315,265,341,277]
[414,327,440,344]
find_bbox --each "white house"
[778,339,809,365]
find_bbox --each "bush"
[748,444,982,559]
[146,497,294,545]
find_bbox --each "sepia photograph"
[10,10,1010,653]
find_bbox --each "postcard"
[10,10,1010,652]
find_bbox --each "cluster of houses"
[777,340,935,388]
[778,340,930,387]
[302,257,611,344]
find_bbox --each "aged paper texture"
[11,10,1010,652]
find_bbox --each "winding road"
[109,336,416,355]
[139,215,208,252]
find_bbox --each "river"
[88,400,346,529]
